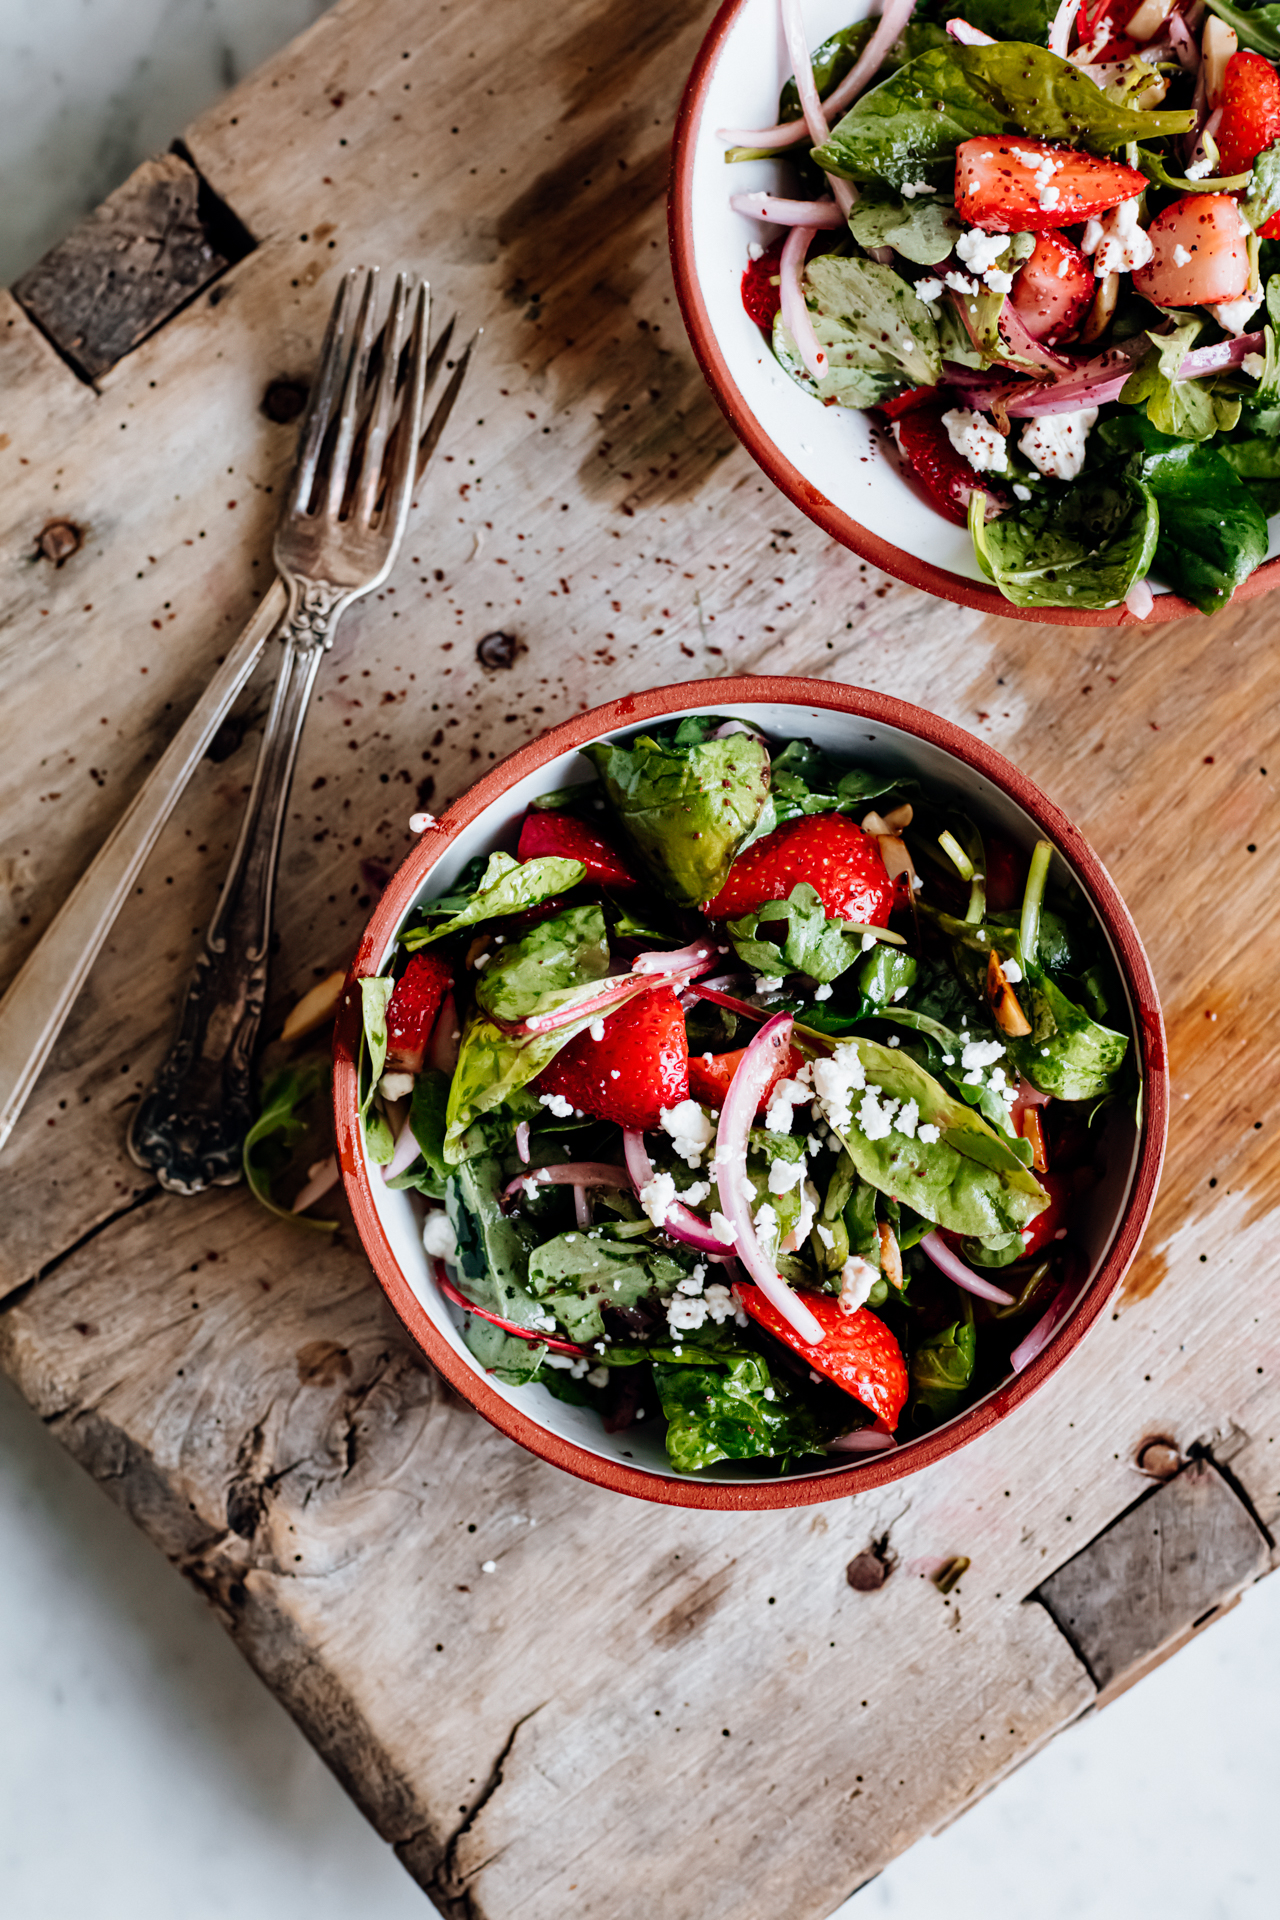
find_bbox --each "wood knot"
[1136,1436,1182,1480]
[261,377,308,423]
[476,629,521,670]
[36,519,84,566]
[846,1533,896,1591]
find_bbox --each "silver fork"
[127,268,449,1193]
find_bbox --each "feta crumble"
[1214,290,1264,334]
[660,1098,713,1167]
[811,1043,867,1133]
[710,1211,737,1246]
[639,1170,677,1228]
[917,1122,941,1144]
[378,1069,415,1103]
[1088,197,1153,276]
[1018,408,1098,482]
[1173,243,1192,268]
[1243,352,1267,380]
[914,276,945,305]
[813,982,833,1001]
[422,1211,457,1260]
[839,1256,877,1313]
[538,1091,576,1119]
[901,179,937,197]
[956,228,1009,275]
[767,1155,806,1195]
[943,408,1009,476]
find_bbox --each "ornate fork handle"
[128,579,346,1193]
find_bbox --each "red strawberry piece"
[1009,233,1094,344]
[954,137,1146,232]
[1260,208,1280,240]
[386,952,453,1073]
[1133,193,1250,307]
[737,1285,909,1429]
[741,239,785,330]
[1019,1171,1070,1260]
[687,1041,807,1113]
[876,383,940,421]
[704,814,895,925]
[1214,51,1280,176]
[517,809,638,889]
[534,985,689,1129]
[893,405,1011,529]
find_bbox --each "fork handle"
[128,579,346,1193]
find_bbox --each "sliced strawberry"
[534,985,689,1128]
[386,952,453,1073]
[954,137,1146,232]
[876,384,939,421]
[737,1285,909,1429]
[983,834,1027,914]
[1018,1171,1070,1259]
[894,405,1010,529]
[1133,193,1250,307]
[1260,208,1280,240]
[1009,233,1094,344]
[687,1041,806,1113]
[704,814,894,925]
[741,240,785,330]
[1214,51,1280,176]
[516,809,638,889]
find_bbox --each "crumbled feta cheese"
[1013,483,1032,502]
[767,1155,806,1195]
[683,1180,711,1207]
[473,951,490,969]
[783,1178,820,1253]
[521,1175,539,1200]
[1184,154,1212,180]
[588,1017,605,1041]
[703,1282,741,1325]
[378,1069,415,1102]
[746,240,764,261]
[1173,243,1192,268]
[896,1098,920,1139]
[1038,184,1061,210]
[764,1074,812,1136]
[956,228,1009,275]
[586,1366,609,1388]
[917,1122,941,1144]
[983,267,1014,294]
[839,1256,877,1313]
[710,1211,737,1246]
[810,1043,867,1133]
[754,974,784,994]
[660,1098,713,1166]
[892,985,909,1002]
[1003,956,1023,982]
[753,1199,780,1242]
[861,931,877,952]
[816,1224,835,1250]
[856,1087,899,1141]
[1018,408,1098,482]
[1243,352,1267,379]
[813,982,833,1001]
[961,1037,1006,1072]
[408,811,437,832]
[1090,197,1153,276]
[901,179,936,197]
[913,276,945,304]
[639,1170,677,1228]
[538,1091,576,1118]
[423,1211,457,1259]
[1056,252,1071,279]
[667,1292,708,1332]
[942,269,978,296]
[943,408,1009,476]
[1214,290,1264,334]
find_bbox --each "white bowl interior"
[362,700,1142,1485]
[684,0,1280,593]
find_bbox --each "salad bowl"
[333,678,1167,1510]
[669,0,1280,625]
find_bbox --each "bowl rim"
[333,675,1169,1509]
[667,0,1280,629]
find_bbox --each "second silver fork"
[129,268,434,1194]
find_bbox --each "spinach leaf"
[358,975,393,1113]
[1243,142,1280,231]
[475,904,610,1022]
[446,1157,550,1330]
[1004,964,1129,1101]
[585,730,771,908]
[386,1069,451,1196]
[243,1060,338,1232]
[652,1348,835,1473]
[1245,475,1280,513]
[462,1318,549,1385]
[769,741,907,822]
[820,1037,1047,1239]
[443,991,630,1163]
[1220,435,1280,478]
[1097,415,1269,613]
[812,43,1193,188]
[874,1007,1027,1146]
[848,188,963,266]
[1203,0,1280,58]
[910,1299,976,1423]
[728,881,902,984]
[774,257,942,408]
[778,20,875,122]
[401,850,585,949]
[1121,321,1240,441]
[859,945,919,1008]
[970,467,1159,611]
[528,1226,689,1344]
[946,0,1055,38]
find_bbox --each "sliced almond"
[280,969,347,1043]
[986,948,1032,1037]
[465,933,492,970]
[861,810,916,891]
[1203,16,1238,109]
[1078,272,1119,346]
[1019,1106,1049,1174]
[1125,0,1175,42]
[880,802,914,832]
[877,1221,904,1290]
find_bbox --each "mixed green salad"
[357,715,1134,1478]
[723,0,1280,613]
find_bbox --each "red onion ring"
[780,226,828,383]
[920,1230,1017,1305]
[714,1014,825,1344]
[1047,0,1079,58]
[633,939,724,975]
[999,300,1074,374]
[502,1163,630,1203]
[515,1121,531,1164]
[946,16,993,42]
[574,1185,593,1229]
[827,1429,898,1452]
[433,1262,584,1358]
[622,1129,730,1257]
[291,1154,340,1214]
[383,1108,423,1182]
[731,191,845,228]
[1179,331,1264,379]
[1124,579,1154,621]
[1011,1280,1077,1372]
[716,0,917,151]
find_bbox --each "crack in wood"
[420,1706,545,1919]
[0,1183,160,1312]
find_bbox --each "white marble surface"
[2,3,1280,1915]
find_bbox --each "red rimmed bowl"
[334,677,1167,1508]
[668,0,1280,626]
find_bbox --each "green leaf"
[243,1060,339,1232]
[475,904,610,1022]
[1203,0,1280,59]
[728,881,890,984]
[858,944,919,1009]
[1097,415,1270,613]
[778,20,875,122]
[358,973,394,1130]
[773,257,942,408]
[1004,965,1129,1101]
[386,1069,451,1195]
[401,851,586,949]
[910,1299,976,1422]
[528,1225,690,1344]
[821,1037,1048,1239]
[1243,142,1280,231]
[1121,321,1243,443]
[949,0,1055,37]
[811,43,1193,189]
[461,1318,548,1384]
[585,731,771,908]
[970,467,1159,611]
[848,188,963,266]
[445,1157,550,1330]
[442,991,632,1163]
[767,740,908,824]
[1219,434,1280,479]
[652,1348,835,1474]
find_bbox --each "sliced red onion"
[515,1120,531,1164]
[715,1013,825,1344]
[1179,331,1264,379]
[521,952,718,1035]
[694,972,753,994]
[434,1262,584,1357]
[827,1429,898,1452]
[429,992,460,1073]
[999,300,1074,374]
[711,720,768,739]
[503,1162,630,1202]
[1047,0,1080,58]
[574,1185,593,1229]
[383,1108,424,1182]
[622,1129,730,1257]
[292,1154,340,1214]
[731,191,845,228]
[781,0,833,144]
[1124,578,1154,621]
[634,939,723,975]
[1168,10,1198,68]
[1011,1076,1052,1121]
[946,16,994,43]
[1003,360,1134,417]
[1010,1280,1077,1372]
[520,976,649,1035]
[780,226,827,383]
[920,1230,1016,1305]
[689,984,771,1023]
[718,0,916,151]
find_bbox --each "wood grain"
[1,0,1279,1912]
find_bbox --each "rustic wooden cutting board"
[1,2,1277,1914]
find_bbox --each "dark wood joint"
[11,147,254,385]
[1033,1456,1271,1708]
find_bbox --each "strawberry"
[516,809,638,889]
[954,137,1146,232]
[893,405,1011,529]
[534,985,689,1128]
[1009,233,1094,343]
[737,1285,908,1429]
[876,383,940,420]
[687,1041,806,1113]
[1133,193,1250,307]
[386,952,453,1072]
[1018,1171,1070,1260]
[741,239,785,330]
[1213,51,1280,176]
[703,814,895,925]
